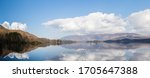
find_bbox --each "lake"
[0,42,150,61]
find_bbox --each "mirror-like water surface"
[0,42,150,61]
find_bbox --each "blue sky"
[0,0,150,38]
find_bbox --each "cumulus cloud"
[11,22,27,31]
[43,9,150,35]
[128,9,150,35]
[43,12,127,34]
[2,21,10,29]
[1,21,27,31]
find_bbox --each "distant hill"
[62,33,150,43]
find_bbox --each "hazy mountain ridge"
[62,33,150,43]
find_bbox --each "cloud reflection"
[59,43,150,61]
[5,52,29,59]
[59,49,126,61]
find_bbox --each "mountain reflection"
[58,42,150,61]
[0,43,47,57]
[61,42,150,50]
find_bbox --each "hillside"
[0,25,75,46]
[0,25,49,44]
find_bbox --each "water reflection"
[0,42,150,61]
[0,43,38,57]
[0,43,49,60]
[5,53,29,59]
[58,43,150,61]
[61,42,150,50]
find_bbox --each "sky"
[0,0,150,39]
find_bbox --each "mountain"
[0,25,50,44]
[61,33,150,43]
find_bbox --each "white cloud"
[2,21,10,29]
[43,9,150,35]
[1,21,27,31]
[11,22,27,31]
[43,12,127,34]
[128,9,150,35]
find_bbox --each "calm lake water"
[0,42,150,61]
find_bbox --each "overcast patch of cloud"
[43,12,127,34]
[1,21,27,31]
